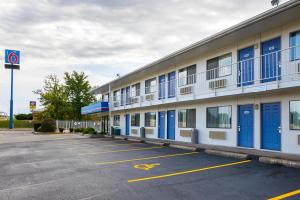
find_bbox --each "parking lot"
[0,131,299,200]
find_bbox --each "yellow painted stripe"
[268,189,300,200]
[78,146,165,155]
[96,152,198,165]
[128,160,251,183]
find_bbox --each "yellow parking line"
[128,160,251,183]
[78,146,165,155]
[268,189,300,200]
[96,152,198,165]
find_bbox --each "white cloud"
[0,0,289,113]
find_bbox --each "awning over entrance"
[81,101,109,115]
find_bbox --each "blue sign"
[5,49,20,65]
[81,101,109,115]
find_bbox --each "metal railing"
[110,45,300,108]
[56,120,102,132]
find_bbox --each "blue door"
[125,114,130,136]
[261,102,281,151]
[167,110,175,140]
[168,71,176,98]
[159,75,165,99]
[238,46,254,86]
[238,105,254,148]
[261,37,281,83]
[158,111,165,139]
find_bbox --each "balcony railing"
[111,46,300,109]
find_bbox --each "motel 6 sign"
[5,49,20,69]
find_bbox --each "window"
[113,115,120,126]
[145,112,156,127]
[206,53,232,80]
[290,101,300,130]
[145,78,157,94]
[178,65,196,87]
[290,31,300,61]
[125,86,130,105]
[131,83,140,97]
[178,109,196,128]
[131,113,140,126]
[207,106,232,128]
[113,90,120,102]
[103,93,109,102]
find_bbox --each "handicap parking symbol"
[133,163,160,171]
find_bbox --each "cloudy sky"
[0,0,289,114]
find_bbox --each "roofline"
[91,0,300,93]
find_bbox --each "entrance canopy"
[81,102,109,115]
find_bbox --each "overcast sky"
[0,0,289,114]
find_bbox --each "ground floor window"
[131,113,140,126]
[113,115,120,126]
[290,101,300,130]
[178,109,196,128]
[207,106,232,128]
[145,112,156,127]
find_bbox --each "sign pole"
[9,67,14,129]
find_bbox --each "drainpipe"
[108,83,112,136]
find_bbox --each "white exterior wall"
[102,19,300,156]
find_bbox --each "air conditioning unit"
[113,102,120,107]
[145,94,154,101]
[131,97,139,104]
[209,79,227,89]
[180,85,193,95]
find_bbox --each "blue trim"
[81,101,109,115]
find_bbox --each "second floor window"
[113,90,120,102]
[290,30,300,61]
[207,53,232,80]
[131,83,140,97]
[178,64,196,87]
[145,78,157,94]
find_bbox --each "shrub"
[69,128,73,133]
[59,128,64,133]
[39,118,56,132]
[33,122,42,132]
[74,128,84,133]
[83,127,96,134]
[15,113,33,120]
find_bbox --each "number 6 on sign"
[134,163,160,171]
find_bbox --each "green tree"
[64,71,96,120]
[34,75,72,120]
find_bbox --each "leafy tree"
[64,71,96,120]
[34,75,72,120]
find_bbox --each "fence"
[56,120,102,132]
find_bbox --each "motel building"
[81,0,300,157]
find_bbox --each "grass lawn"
[0,120,33,128]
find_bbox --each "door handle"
[237,126,241,132]
[278,126,281,134]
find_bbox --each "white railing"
[110,46,300,109]
[56,120,102,131]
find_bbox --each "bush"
[59,128,64,133]
[74,128,84,133]
[39,118,56,132]
[83,127,96,134]
[33,122,41,131]
[15,113,33,120]
[69,128,73,133]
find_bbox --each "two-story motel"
[82,0,300,156]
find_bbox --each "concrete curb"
[259,157,300,168]
[205,149,250,160]
[169,144,198,151]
